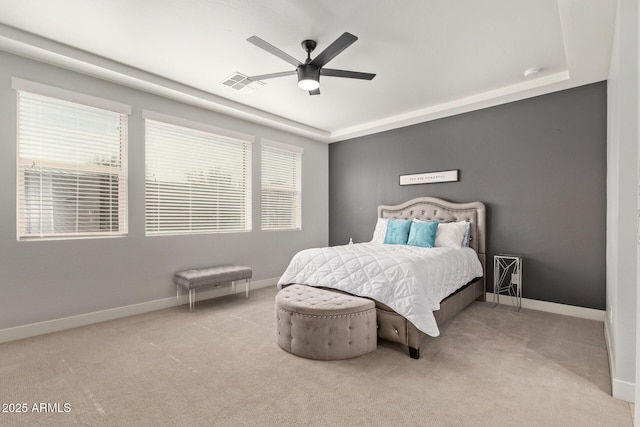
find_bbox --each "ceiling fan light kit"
[246,32,375,95]
[297,77,320,91]
[297,65,320,90]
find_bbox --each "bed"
[278,197,486,359]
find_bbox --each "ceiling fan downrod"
[301,39,317,63]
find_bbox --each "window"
[145,117,252,235]
[261,141,302,230]
[16,88,128,240]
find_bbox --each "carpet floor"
[0,286,633,426]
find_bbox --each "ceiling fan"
[246,32,375,95]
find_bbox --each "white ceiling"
[0,0,617,143]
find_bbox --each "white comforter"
[277,243,483,337]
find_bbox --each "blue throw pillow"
[383,219,412,245]
[407,221,439,248]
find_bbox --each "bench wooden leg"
[245,278,250,298]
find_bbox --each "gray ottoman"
[275,284,377,360]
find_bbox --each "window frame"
[143,111,254,236]
[260,139,303,231]
[13,78,130,241]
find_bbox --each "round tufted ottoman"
[275,284,377,360]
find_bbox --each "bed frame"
[374,197,486,359]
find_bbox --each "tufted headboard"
[378,197,486,265]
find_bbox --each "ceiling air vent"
[222,72,265,94]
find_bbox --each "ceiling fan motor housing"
[297,64,320,82]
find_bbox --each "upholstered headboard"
[378,197,486,266]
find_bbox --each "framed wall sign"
[399,169,459,186]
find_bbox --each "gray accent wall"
[329,82,607,310]
[0,51,328,330]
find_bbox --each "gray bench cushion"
[276,284,375,316]
[174,265,252,290]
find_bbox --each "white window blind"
[17,91,128,240]
[145,119,252,235]
[261,142,302,230]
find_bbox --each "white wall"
[0,51,329,337]
[637,0,640,418]
[607,0,638,403]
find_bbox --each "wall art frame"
[399,169,459,186]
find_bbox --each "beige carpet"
[0,286,632,426]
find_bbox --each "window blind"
[261,143,301,230]
[145,119,252,235]
[17,91,128,240]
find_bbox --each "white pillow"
[435,221,468,248]
[371,218,389,243]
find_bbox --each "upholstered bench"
[275,284,377,360]
[174,265,252,311]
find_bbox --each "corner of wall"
[605,314,636,402]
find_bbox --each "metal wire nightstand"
[493,254,522,311]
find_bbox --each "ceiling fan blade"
[248,70,297,81]
[309,88,320,96]
[320,68,376,80]
[309,32,358,68]
[247,36,301,67]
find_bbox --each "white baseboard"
[0,277,278,344]
[603,315,635,402]
[485,292,605,322]
[612,379,635,403]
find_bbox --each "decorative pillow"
[371,218,389,243]
[383,219,412,245]
[407,221,438,248]
[435,221,468,248]
[461,222,471,247]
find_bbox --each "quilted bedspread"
[277,243,483,337]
